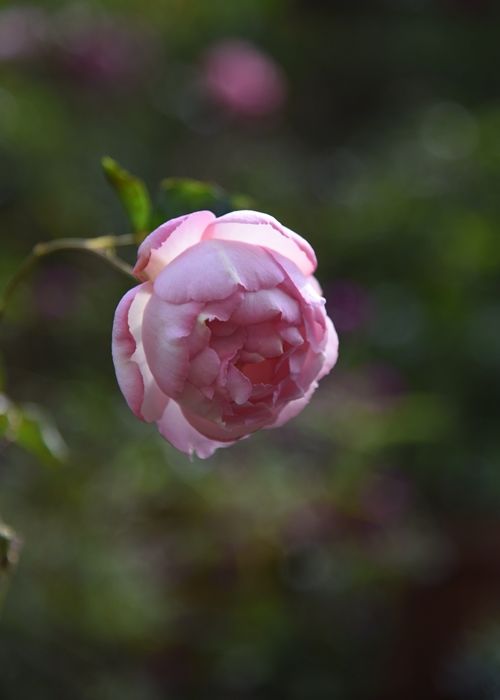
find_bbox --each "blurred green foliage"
[0,394,67,467]
[155,177,252,226]
[1,1,500,699]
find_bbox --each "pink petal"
[244,322,283,358]
[128,287,170,421]
[201,291,244,322]
[239,351,265,363]
[134,214,188,278]
[209,320,239,337]
[274,376,304,403]
[278,274,327,353]
[240,358,277,384]
[255,250,330,355]
[135,211,215,281]
[186,317,211,358]
[153,240,285,304]
[267,381,318,429]
[177,381,224,421]
[317,316,339,380]
[250,383,274,401]
[142,295,204,398]
[157,400,234,459]
[279,325,304,346]
[207,210,317,276]
[230,287,300,325]
[112,283,168,422]
[289,347,324,392]
[225,400,276,428]
[187,346,220,386]
[182,406,259,442]
[285,316,337,398]
[310,276,323,296]
[226,365,253,405]
[210,326,246,360]
[112,285,145,418]
[270,251,324,304]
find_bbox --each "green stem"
[0,234,136,320]
[0,520,21,617]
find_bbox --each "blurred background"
[1,1,500,698]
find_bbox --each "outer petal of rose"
[154,240,285,304]
[230,287,300,325]
[112,283,168,422]
[270,250,324,305]
[201,291,244,322]
[310,275,323,296]
[273,253,328,353]
[267,381,318,429]
[112,285,145,418]
[206,210,317,276]
[134,211,216,281]
[271,318,338,428]
[157,400,235,459]
[182,407,260,442]
[142,294,204,398]
[289,345,324,393]
[317,315,339,380]
[134,214,187,278]
[176,381,223,420]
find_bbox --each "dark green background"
[1,1,500,698]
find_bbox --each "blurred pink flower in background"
[51,8,157,87]
[0,6,48,62]
[0,5,158,87]
[201,40,287,118]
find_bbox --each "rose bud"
[112,211,338,458]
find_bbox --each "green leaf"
[153,177,253,228]
[102,157,152,237]
[0,394,67,467]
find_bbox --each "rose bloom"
[112,211,338,458]
[202,40,287,117]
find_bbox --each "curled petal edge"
[157,400,237,459]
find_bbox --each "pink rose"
[112,211,338,458]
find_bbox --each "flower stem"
[0,234,136,320]
[0,519,21,618]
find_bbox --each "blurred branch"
[0,234,136,321]
[0,519,21,615]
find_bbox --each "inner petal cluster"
[168,282,314,441]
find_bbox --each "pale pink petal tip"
[134,211,216,281]
[157,400,236,459]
